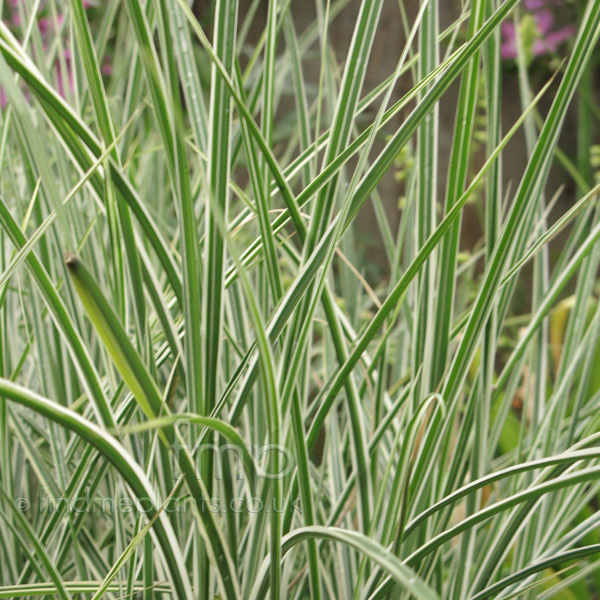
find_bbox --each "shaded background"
[192,0,596,284]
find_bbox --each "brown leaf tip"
[64,252,79,268]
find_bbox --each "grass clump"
[1,0,600,598]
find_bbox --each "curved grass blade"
[0,379,194,600]
[248,526,441,600]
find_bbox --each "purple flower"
[524,0,550,9]
[532,25,577,55]
[500,21,518,60]
[2,0,99,106]
[38,14,64,36]
[534,9,554,33]
[501,0,576,62]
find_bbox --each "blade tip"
[64,252,79,268]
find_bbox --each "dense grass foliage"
[1,0,600,598]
